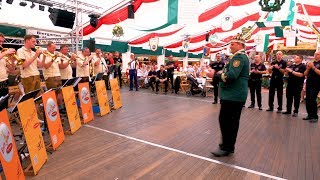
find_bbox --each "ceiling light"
[6,0,14,4]
[19,1,27,6]
[39,5,44,11]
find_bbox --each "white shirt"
[57,57,73,80]
[76,54,89,77]
[129,60,137,69]
[93,55,106,76]
[0,59,8,82]
[41,54,61,80]
[17,46,40,78]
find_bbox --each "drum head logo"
[46,98,58,122]
[81,87,90,104]
[0,123,14,163]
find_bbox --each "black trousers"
[167,73,174,90]
[103,75,110,90]
[268,78,283,110]
[213,77,219,101]
[155,80,168,92]
[249,79,262,107]
[305,85,320,119]
[0,80,9,110]
[286,83,303,113]
[148,77,156,90]
[219,100,244,152]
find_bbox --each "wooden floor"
[28,89,320,180]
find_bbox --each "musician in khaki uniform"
[76,47,92,83]
[41,41,61,90]
[58,45,75,85]
[0,32,16,108]
[17,35,42,94]
[92,48,107,77]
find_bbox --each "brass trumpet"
[0,45,25,65]
[70,52,86,61]
[42,51,58,61]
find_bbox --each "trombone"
[0,45,25,65]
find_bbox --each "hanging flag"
[203,47,210,57]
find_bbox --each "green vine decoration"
[259,0,285,12]
[112,25,124,37]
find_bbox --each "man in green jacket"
[208,33,249,157]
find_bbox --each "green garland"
[112,25,124,37]
[259,0,285,12]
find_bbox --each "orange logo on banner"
[42,91,65,150]
[62,86,81,134]
[78,82,94,123]
[110,79,122,109]
[0,110,25,180]
[95,80,110,116]
[17,99,47,175]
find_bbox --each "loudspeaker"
[88,39,95,52]
[205,33,209,41]
[128,5,134,19]
[49,9,75,29]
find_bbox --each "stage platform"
[29,89,320,180]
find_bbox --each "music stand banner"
[0,110,25,180]
[78,82,94,123]
[110,79,122,109]
[42,91,65,150]
[17,99,47,175]
[62,86,81,134]
[95,80,110,116]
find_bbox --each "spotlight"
[6,0,13,4]
[39,5,44,11]
[19,1,27,6]
[89,14,100,28]
[30,2,35,8]
[48,7,53,13]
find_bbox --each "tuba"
[0,45,25,65]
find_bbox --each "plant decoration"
[259,0,285,12]
[112,25,124,37]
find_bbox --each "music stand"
[0,94,9,112]
[8,89,41,113]
[93,72,104,84]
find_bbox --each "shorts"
[21,75,41,94]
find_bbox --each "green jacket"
[219,51,249,102]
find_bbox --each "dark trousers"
[114,66,122,87]
[167,74,174,90]
[103,75,110,90]
[213,77,219,101]
[155,80,168,92]
[305,85,320,119]
[268,78,283,110]
[219,100,244,152]
[286,83,303,113]
[129,69,138,90]
[149,77,156,90]
[249,80,262,107]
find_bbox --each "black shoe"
[282,111,291,115]
[277,109,282,113]
[248,104,254,108]
[309,119,318,123]
[303,116,312,120]
[266,108,273,112]
[212,100,217,104]
[258,107,262,110]
[136,89,139,91]
[292,113,298,117]
[211,149,232,157]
